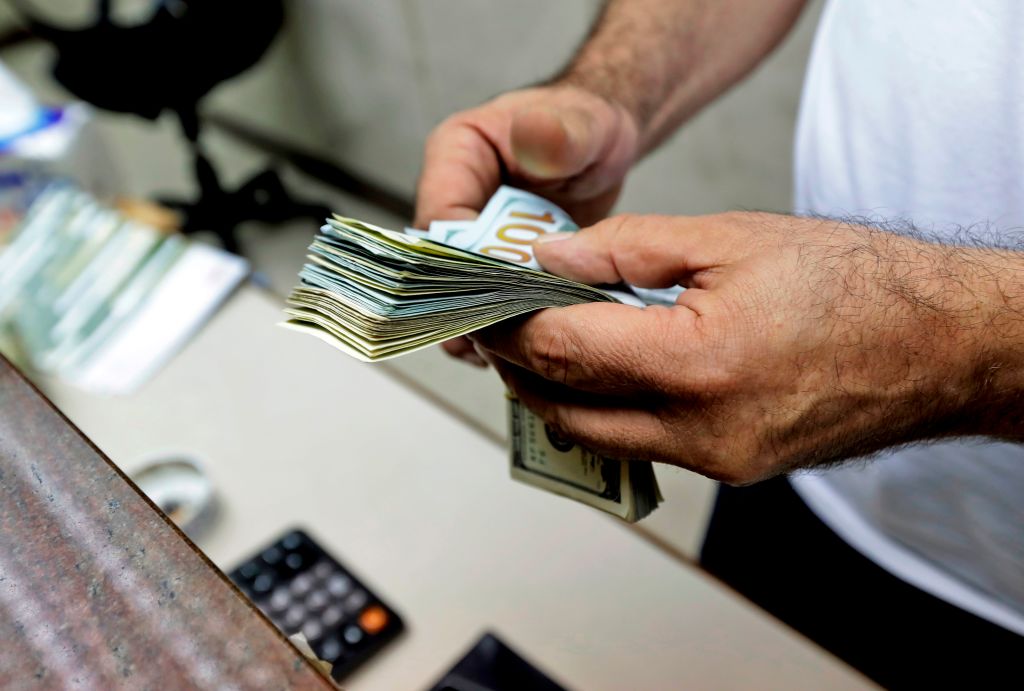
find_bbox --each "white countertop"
[43,287,872,690]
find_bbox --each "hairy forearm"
[554,0,807,154]
[940,243,1024,441]
[808,221,1024,454]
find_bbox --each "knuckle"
[523,323,576,384]
[424,121,450,149]
[437,111,468,132]
[602,213,665,274]
[602,212,640,237]
[544,407,601,452]
[606,213,636,248]
[426,112,475,149]
[705,435,775,487]
[692,360,737,396]
[669,325,741,397]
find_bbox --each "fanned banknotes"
[284,187,666,522]
[283,216,617,360]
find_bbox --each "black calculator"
[228,528,404,681]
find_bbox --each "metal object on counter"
[130,454,219,541]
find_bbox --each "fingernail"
[536,232,574,244]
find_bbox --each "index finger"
[469,302,697,394]
[414,115,502,228]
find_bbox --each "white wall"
[288,0,822,215]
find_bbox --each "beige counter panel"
[46,288,872,690]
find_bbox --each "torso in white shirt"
[792,0,1024,634]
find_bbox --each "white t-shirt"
[792,0,1024,635]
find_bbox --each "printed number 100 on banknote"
[428,187,578,270]
[477,210,564,266]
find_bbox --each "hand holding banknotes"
[470,212,1014,485]
[282,187,1023,514]
[415,86,638,228]
[416,86,639,363]
[284,187,664,521]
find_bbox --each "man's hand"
[415,0,808,364]
[415,86,639,229]
[415,85,639,363]
[469,213,1024,484]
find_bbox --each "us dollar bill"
[427,187,576,269]
[430,187,662,522]
[285,187,665,522]
[507,396,661,522]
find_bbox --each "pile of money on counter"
[284,187,673,522]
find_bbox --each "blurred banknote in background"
[284,186,667,521]
[0,185,248,394]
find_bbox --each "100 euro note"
[423,187,663,522]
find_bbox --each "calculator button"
[343,590,368,614]
[252,574,274,594]
[321,605,344,628]
[284,553,304,571]
[289,573,315,598]
[358,605,389,635]
[312,561,334,580]
[281,533,303,551]
[261,546,284,565]
[305,589,329,613]
[267,587,291,614]
[238,561,261,580]
[342,625,364,647]
[283,604,306,631]
[319,637,345,662]
[326,574,353,598]
[301,619,324,643]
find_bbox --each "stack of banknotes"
[0,185,248,394]
[285,187,666,522]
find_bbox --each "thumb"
[511,104,609,181]
[533,215,719,287]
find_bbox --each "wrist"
[948,246,1024,439]
[806,224,1024,450]
[865,232,1024,442]
[548,72,649,151]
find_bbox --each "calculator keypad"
[228,529,403,680]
